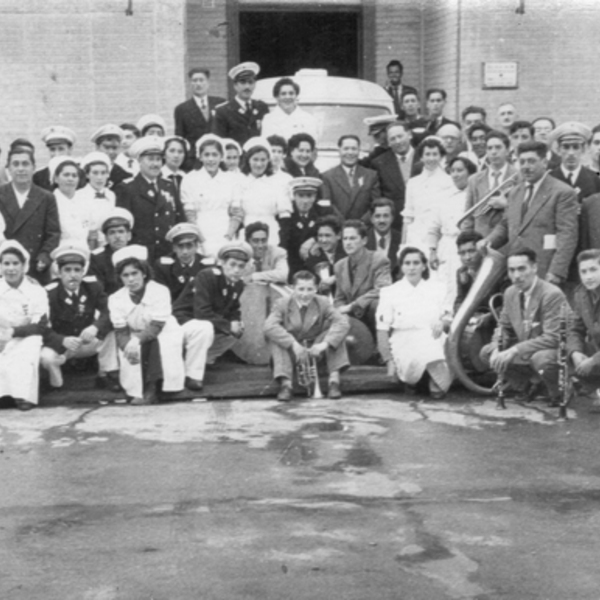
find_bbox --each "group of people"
[2,57,600,411]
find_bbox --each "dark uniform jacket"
[550,165,600,203]
[115,174,184,263]
[109,163,131,189]
[279,200,343,278]
[153,253,211,303]
[89,245,121,296]
[0,183,60,278]
[173,267,244,335]
[44,277,112,353]
[174,96,225,159]
[567,284,600,358]
[212,98,270,146]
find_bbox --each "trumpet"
[296,341,324,399]
[456,172,520,228]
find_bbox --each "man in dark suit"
[549,122,600,203]
[532,117,561,170]
[174,67,225,166]
[212,62,270,146]
[334,219,392,332]
[372,122,423,229]
[321,135,381,221]
[115,137,184,263]
[382,60,418,119]
[91,124,130,188]
[423,88,457,136]
[480,248,567,404]
[479,141,578,285]
[402,91,429,145]
[0,147,60,282]
[365,198,401,279]
[360,115,396,169]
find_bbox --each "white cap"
[0,240,30,272]
[51,243,90,266]
[228,62,260,81]
[81,151,112,172]
[136,114,167,135]
[101,208,135,233]
[112,244,148,267]
[41,125,76,146]
[243,136,272,159]
[48,156,80,182]
[195,133,224,156]
[129,136,165,161]
[91,124,124,144]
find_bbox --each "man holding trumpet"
[265,270,350,401]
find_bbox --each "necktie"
[392,87,400,115]
[169,174,180,191]
[519,291,526,317]
[567,171,574,186]
[379,235,386,250]
[254,258,262,272]
[127,158,134,170]
[246,101,252,114]
[347,167,354,187]
[150,181,159,199]
[492,171,501,190]
[95,191,106,199]
[200,98,208,120]
[521,184,534,221]
[300,305,308,323]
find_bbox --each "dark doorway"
[239,9,361,78]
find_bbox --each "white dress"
[0,277,48,404]
[402,167,454,252]
[261,105,319,142]
[426,187,468,311]
[54,188,96,246]
[181,168,237,258]
[69,184,116,247]
[234,173,293,246]
[376,278,451,388]
[108,281,185,398]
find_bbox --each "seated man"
[480,248,567,404]
[279,177,342,278]
[334,219,392,332]
[173,241,252,391]
[304,215,345,298]
[90,208,134,296]
[567,249,600,412]
[242,221,289,285]
[41,244,117,391]
[264,270,350,401]
[154,223,210,303]
[453,230,484,314]
[365,198,401,279]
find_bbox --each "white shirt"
[115,153,139,176]
[12,185,29,209]
[0,276,49,328]
[560,164,582,184]
[374,231,390,252]
[395,147,415,183]
[261,105,319,141]
[487,163,509,190]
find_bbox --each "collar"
[522,277,538,299]
[376,231,390,241]
[193,94,208,104]
[11,183,30,198]
[488,163,508,181]
[235,96,251,110]
[141,174,158,186]
[349,247,367,265]
[560,164,582,183]
[179,256,196,269]
[395,146,413,162]
[525,172,548,198]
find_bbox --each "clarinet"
[557,302,571,419]
[496,327,507,410]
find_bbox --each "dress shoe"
[277,384,293,402]
[96,374,121,392]
[161,389,189,401]
[327,381,342,399]
[185,377,204,391]
[15,399,35,411]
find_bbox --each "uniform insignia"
[148,189,155,198]
[317,199,331,207]
[178,275,185,283]
[92,247,104,255]
[238,108,245,115]
[201,258,215,265]
[65,297,73,305]
[83,276,97,282]
[297,222,304,229]
[212,268,221,275]
[45,282,59,291]
[122,176,134,184]
[80,295,87,303]
[233,293,238,300]
[308,220,315,228]
[222,288,227,296]
[160,257,175,265]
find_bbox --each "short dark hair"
[115,257,153,279]
[316,215,342,235]
[164,137,188,160]
[456,230,483,248]
[386,121,410,135]
[592,124,600,136]
[9,138,35,153]
[343,219,367,238]
[461,105,487,121]
[532,116,556,130]
[198,138,223,156]
[273,77,300,98]
[188,67,210,79]
[267,135,287,153]
[509,120,534,137]
[7,147,35,166]
[516,140,547,158]
[508,247,537,264]
[448,156,477,175]
[398,246,429,280]
[386,60,403,72]
[417,136,446,159]
[245,221,270,241]
[120,123,141,137]
[485,130,510,149]
[241,144,273,176]
[401,90,419,101]
[467,122,492,139]
[371,197,395,214]
[338,134,360,148]
[577,249,600,265]
[426,88,447,101]
[292,270,318,285]
[288,132,316,153]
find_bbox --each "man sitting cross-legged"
[264,270,350,401]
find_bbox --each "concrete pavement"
[1,395,599,600]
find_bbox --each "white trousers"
[40,333,119,388]
[0,336,43,404]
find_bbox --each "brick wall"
[0,0,186,166]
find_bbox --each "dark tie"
[246,101,252,114]
[299,305,308,323]
[95,192,106,199]
[169,174,181,192]
[567,171,574,186]
[347,167,354,188]
[521,184,534,221]
[127,158,134,170]
[492,171,501,190]
[519,291,526,317]
[254,258,262,272]
[392,87,400,115]
[379,236,386,250]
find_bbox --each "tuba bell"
[445,248,506,395]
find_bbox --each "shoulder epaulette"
[45,282,59,291]
[83,275,97,283]
[212,268,221,275]
[122,176,134,184]
[92,247,105,255]
[201,258,215,265]
[317,199,331,207]
[159,257,175,265]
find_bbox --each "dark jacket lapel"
[12,186,43,233]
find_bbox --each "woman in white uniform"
[0,240,49,410]
[426,156,477,311]
[402,137,454,252]
[181,135,239,259]
[161,136,188,193]
[108,245,185,405]
[376,246,452,399]
[234,137,292,246]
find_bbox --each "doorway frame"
[225,1,375,84]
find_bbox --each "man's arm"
[484,214,509,250]
[322,303,350,349]
[353,255,392,312]
[264,299,296,349]
[211,107,228,138]
[192,273,232,334]
[548,188,579,280]
[460,177,477,232]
